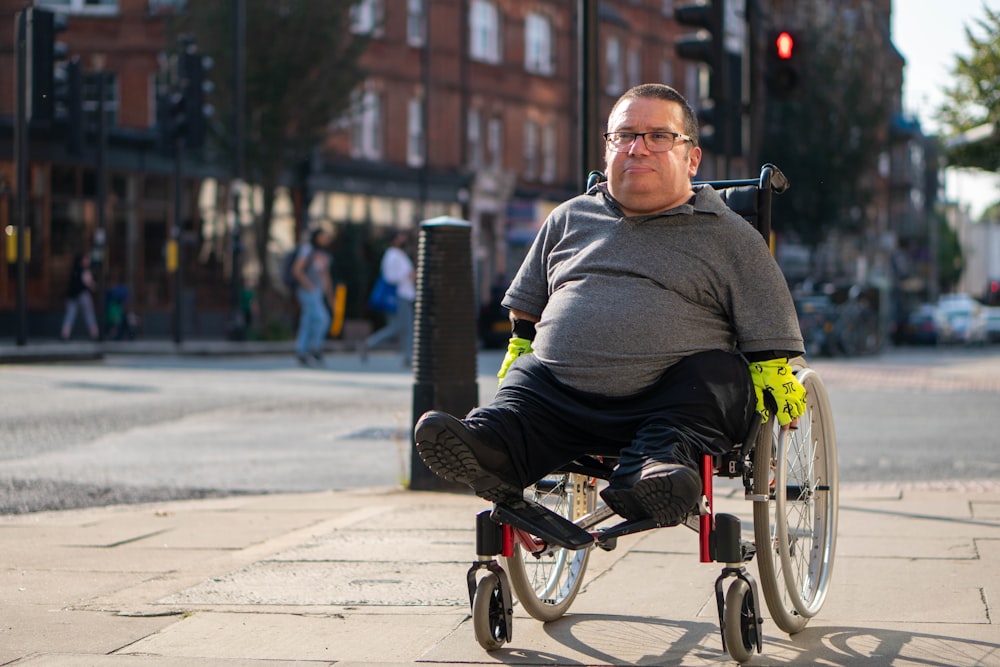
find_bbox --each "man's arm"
[497,309,541,385]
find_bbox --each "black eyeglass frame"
[603,130,695,152]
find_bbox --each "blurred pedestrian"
[362,230,415,367]
[60,253,99,341]
[292,226,336,366]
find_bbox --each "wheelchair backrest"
[694,164,788,243]
[586,163,788,243]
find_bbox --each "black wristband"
[511,318,536,341]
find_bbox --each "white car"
[936,294,988,345]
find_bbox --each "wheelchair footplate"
[491,496,594,550]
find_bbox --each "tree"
[760,6,892,250]
[169,1,368,328]
[938,5,1000,173]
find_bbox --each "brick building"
[1,0,928,343]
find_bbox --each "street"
[2,345,999,514]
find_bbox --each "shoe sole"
[600,486,649,522]
[414,413,522,503]
[631,466,701,526]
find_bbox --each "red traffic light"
[775,31,794,59]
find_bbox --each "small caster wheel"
[723,578,760,663]
[472,573,509,651]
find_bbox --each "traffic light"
[23,7,68,123]
[181,50,209,148]
[158,44,213,150]
[674,1,723,93]
[767,30,801,98]
[54,56,84,153]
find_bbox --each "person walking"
[292,227,335,367]
[60,253,99,341]
[362,231,416,367]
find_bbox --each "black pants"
[466,350,757,487]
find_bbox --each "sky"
[891,0,999,218]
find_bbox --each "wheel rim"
[774,367,838,618]
[503,473,593,621]
[753,362,838,633]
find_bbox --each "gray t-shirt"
[502,184,804,396]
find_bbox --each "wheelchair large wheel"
[503,472,596,621]
[752,361,838,634]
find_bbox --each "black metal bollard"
[410,217,479,491]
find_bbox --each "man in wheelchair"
[415,83,806,527]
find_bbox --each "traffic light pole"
[94,72,109,341]
[13,10,29,346]
[230,0,246,340]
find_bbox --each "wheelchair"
[463,165,839,663]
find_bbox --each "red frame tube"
[699,453,714,563]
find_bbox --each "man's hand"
[497,337,533,386]
[749,358,806,426]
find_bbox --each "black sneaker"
[296,354,311,367]
[630,463,701,526]
[600,484,649,522]
[414,411,522,503]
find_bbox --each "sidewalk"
[0,337,354,363]
[2,480,998,666]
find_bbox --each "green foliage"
[170,1,368,181]
[938,5,1000,172]
[761,8,892,248]
[935,213,965,293]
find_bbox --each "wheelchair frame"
[463,165,839,663]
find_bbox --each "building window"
[407,96,424,167]
[605,36,624,94]
[627,46,641,88]
[541,122,556,183]
[350,0,384,38]
[83,71,118,128]
[407,0,425,47]
[487,115,503,169]
[469,0,501,64]
[36,0,118,14]
[467,108,483,169]
[524,12,553,76]
[351,89,382,160]
[523,120,538,181]
[148,0,184,15]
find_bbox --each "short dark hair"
[608,83,700,147]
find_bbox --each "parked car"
[898,303,947,346]
[936,294,988,345]
[983,306,1000,343]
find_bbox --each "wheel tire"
[723,578,757,664]
[503,472,595,621]
[472,573,508,651]
[753,360,839,634]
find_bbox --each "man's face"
[604,97,702,216]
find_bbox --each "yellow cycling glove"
[749,357,807,426]
[497,336,533,386]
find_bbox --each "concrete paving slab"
[0,569,150,606]
[11,656,324,667]
[0,607,177,665]
[821,555,989,623]
[118,609,469,663]
[157,560,472,607]
[271,528,475,562]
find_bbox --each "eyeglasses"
[603,130,694,152]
